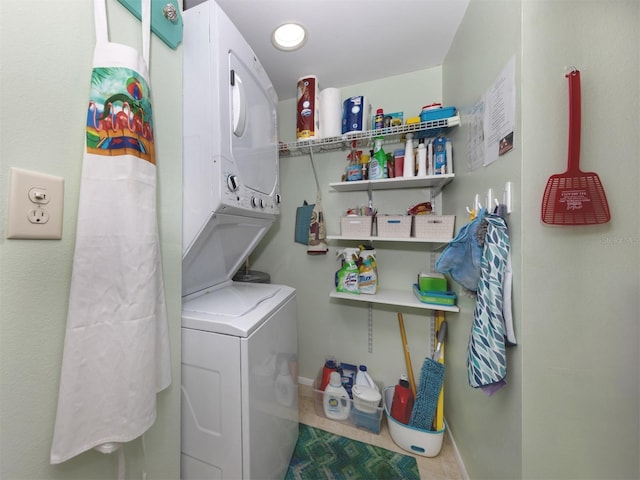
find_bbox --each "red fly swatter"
[541,69,610,225]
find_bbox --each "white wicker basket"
[340,216,372,237]
[377,215,411,238]
[412,215,455,241]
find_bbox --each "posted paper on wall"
[483,56,516,166]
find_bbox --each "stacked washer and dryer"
[181,2,298,478]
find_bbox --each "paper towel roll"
[319,88,342,138]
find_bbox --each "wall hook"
[117,0,183,50]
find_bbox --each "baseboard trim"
[444,419,469,480]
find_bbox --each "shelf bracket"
[367,303,373,353]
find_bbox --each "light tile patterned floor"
[298,384,466,480]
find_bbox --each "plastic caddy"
[383,386,444,457]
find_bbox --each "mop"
[409,321,447,431]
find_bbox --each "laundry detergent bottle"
[320,356,339,391]
[323,371,351,420]
[391,374,414,425]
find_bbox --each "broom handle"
[566,69,581,173]
[397,312,417,397]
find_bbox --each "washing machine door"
[182,212,273,297]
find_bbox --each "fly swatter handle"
[566,69,581,173]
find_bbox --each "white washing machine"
[181,2,298,479]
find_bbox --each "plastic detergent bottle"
[275,360,295,407]
[320,356,339,391]
[323,371,351,420]
[433,136,447,175]
[391,374,415,425]
[369,137,386,180]
[417,138,427,176]
[336,248,360,294]
[403,133,415,177]
[355,365,378,391]
[357,249,378,295]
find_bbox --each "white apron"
[51,0,171,464]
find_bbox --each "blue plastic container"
[420,106,456,122]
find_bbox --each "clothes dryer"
[181,2,297,479]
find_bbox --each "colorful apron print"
[86,67,155,164]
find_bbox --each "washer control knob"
[226,174,239,192]
[275,193,282,205]
[259,198,266,209]
[251,197,259,208]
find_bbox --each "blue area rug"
[286,423,420,480]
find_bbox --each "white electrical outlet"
[7,167,64,239]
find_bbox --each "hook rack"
[117,0,183,50]
[467,182,513,216]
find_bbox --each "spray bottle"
[336,248,360,294]
[357,248,378,294]
[369,137,387,180]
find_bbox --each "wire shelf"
[279,115,460,157]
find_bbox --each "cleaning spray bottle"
[357,248,378,294]
[369,137,386,180]
[336,248,360,294]
[391,374,414,425]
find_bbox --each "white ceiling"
[187,0,470,101]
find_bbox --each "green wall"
[0,1,183,478]
[442,0,640,478]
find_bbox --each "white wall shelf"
[329,174,454,193]
[330,288,459,313]
[326,234,449,248]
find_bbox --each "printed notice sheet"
[483,56,516,166]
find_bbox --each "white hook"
[503,181,513,214]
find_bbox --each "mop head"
[409,358,445,430]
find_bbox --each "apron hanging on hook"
[306,147,328,255]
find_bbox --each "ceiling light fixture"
[272,23,307,51]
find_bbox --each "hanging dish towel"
[51,0,171,464]
[467,214,510,395]
[435,208,486,292]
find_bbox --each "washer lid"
[182,212,273,297]
[182,282,295,337]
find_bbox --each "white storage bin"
[340,216,372,237]
[377,215,411,238]
[383,386,444,457]
[313,375,383,434]
[412,215,455,241]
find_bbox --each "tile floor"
[298,384,466,480]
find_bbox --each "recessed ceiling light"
[272,23,307,51]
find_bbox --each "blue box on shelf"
[420,106,457,123]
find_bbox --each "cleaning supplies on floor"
[357,249,378,294]
[355,365,379,392]
[390,374,415,425]
[320,356,339,391]
[409,321,447,431]
[323,371,351,420]
[335,248,360,294]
